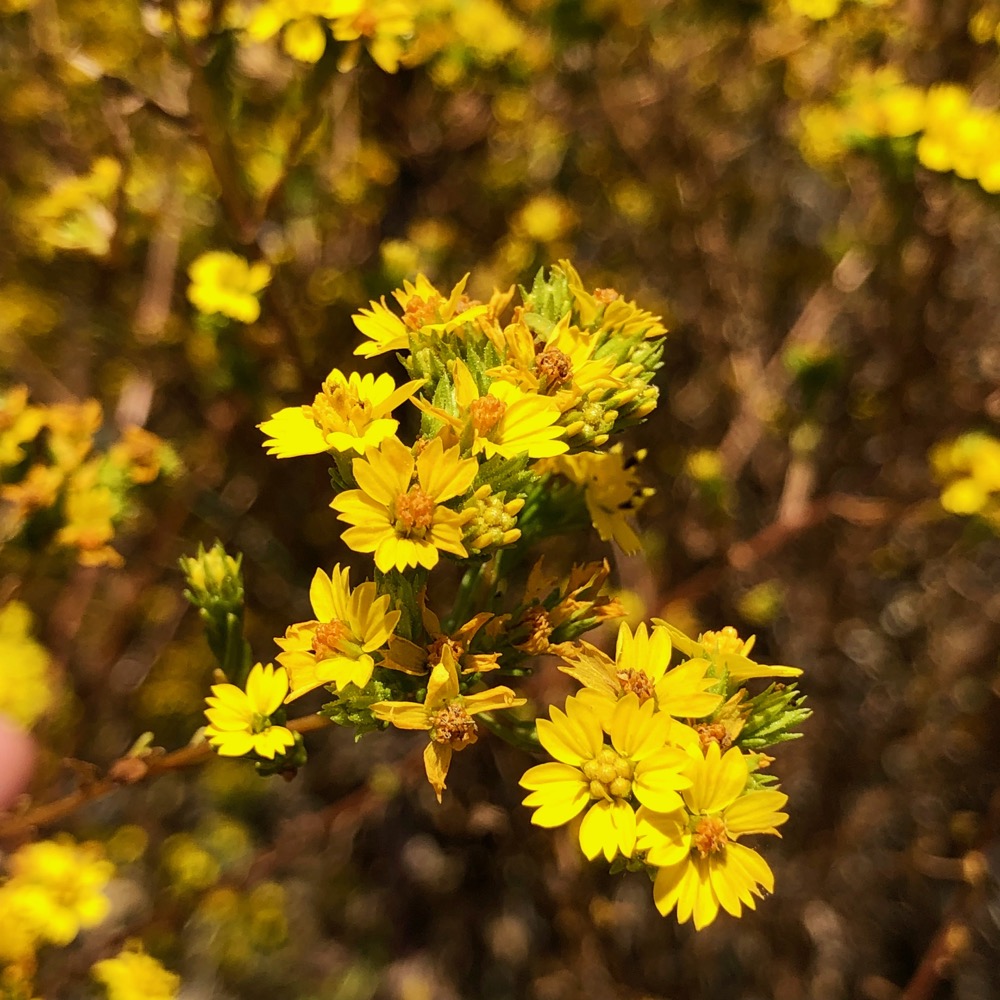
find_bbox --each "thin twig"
[0,715,332,842]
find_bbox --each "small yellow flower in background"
[330,0,417,74]
[92,944,180,1000]
[259,369,424,458]
[513,192,577,244]
[31,157,121,257]
[8,837,114,945]
[278,564,400,699]
[108,426,176,484]
[187,251,272,323]
[520,694,690,862]
[44,399,103,471]
[331,435,477,572]
[204,663,295,759]
[0,601,54,729]
[55,480,123,568]
[788,0,841,18]
[654,620,803,684]
[372,645,525,801]
[637,742,788,929]
[931,431,1000,516]
[352,273,487,358]
[0,386,45,467]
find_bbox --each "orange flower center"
[535,347,573,390]
[403,294,441,330]
[593,288,619,305]
[582,746,633,801]
[428,635,464,665]
[394,486,436,535]
[695,722,732,752]
[308,384,369,433]
[312,621,349,659]
[431,704,478,749]
[693,815,728,857]
[470,395,506,437]
[615,667,655,703]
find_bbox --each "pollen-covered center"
[394,486,436,535]
[431,703,478,749]
[536,348,573,390]
[582,746,634,801]
[615,667,655,702]
[469,395,507,437]
[312,620,349,659]
[307,384,369,433]
[692,815,728,857]
[695,721,732,752]
[403,294,441,330]
[593,288,619,305]
[427,635,465,665]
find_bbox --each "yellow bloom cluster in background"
[186,261,808,928]
[0,386,179,567]
[0,837,113,995]
[931,431,1000,523]
[800,69,1000,194]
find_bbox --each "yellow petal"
[423,741,452,802]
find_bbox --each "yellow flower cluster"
[0,387,177,567]
[800,70,1000,193]
[188,261,808,930]
[931,431,1000,522]
[0,837,114,993]
[523,620,803,928]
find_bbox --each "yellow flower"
[486,311,622,413]
[203,663,296,759]
[536,446,653,554]
[8,837,114,946]
[520,694,690,862]
[557,622,722,725]
[416,359,568,460]
[187,251,271,323]
[512,192,577,244]
[352,273,488,358]
[92,945,180,1000]
[0,601,54,729]
[277,564,400,700]
[371,645,525,800]
[653,620,803,684]
[330,435,477,572]
[637,742,788,929]
[330,0,417,74]
[0,386,45,467]
[54,479,123,568]
[259,370,424,458]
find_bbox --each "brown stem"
[0,714,332,843]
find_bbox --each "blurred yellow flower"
[637,742,788,929]
[331,435,477,572]
[372,645,524,800]
[0,386,45,467]
[204,663,296,758]
[259,370,423,458]
[0,601,54,729]
[92,945,180,1000]
[8,837,113,945]
[187,251,271,323]
[277,564,400,699]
